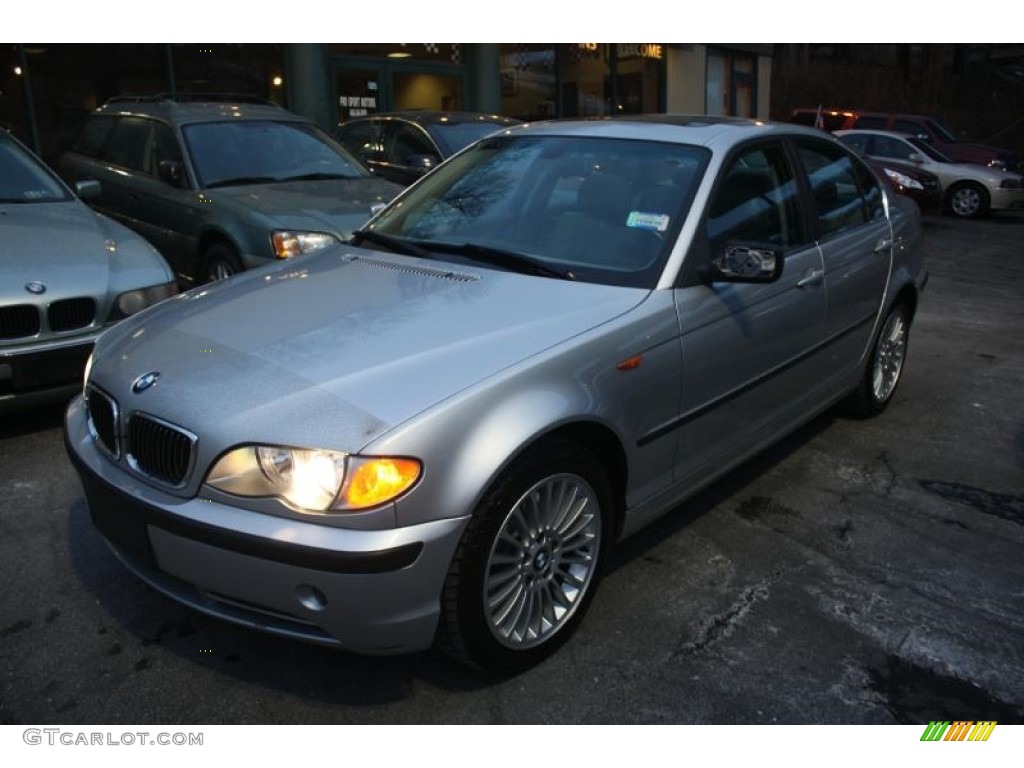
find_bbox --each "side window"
[141,122,183,177]
[872,135,914,162]
[387,124,439,166]
[850,158,884,220]
[98,117,151,171]
[838,133,870,156]
[705,143,803,256]
[796,141,872,238]
[336,120,383,162]
[71,116,116,158]
[853,116,886,130]
[893,119,926,138]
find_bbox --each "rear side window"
[71,116,117,158]
[796,140,878,239]
[335,120,383,162]
[99,117,152,171]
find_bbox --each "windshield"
[430,120,518,155]
[183,120,369,189]
[365,134,709,288]
[908,137,953,163]
[925,119,958,143]
[0,133,71,203]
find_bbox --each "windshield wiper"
[204,175,278,189]
[350,230,436,260]
[422,241,575,281]
[280,172,359,182]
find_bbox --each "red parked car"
[790,108,1021,173]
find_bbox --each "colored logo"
[131,372,160,394]
[24,281,46,295]
[920,721,997,742]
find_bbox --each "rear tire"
[844,301,911,418]
[436,440,612,674]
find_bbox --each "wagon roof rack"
[104,92,276,107]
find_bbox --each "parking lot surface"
[1,212,1022,724]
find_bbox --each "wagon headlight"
[883,168,924,191]
[271,230,338,259]
[206,445,421,512]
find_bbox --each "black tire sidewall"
[203,242,242,283]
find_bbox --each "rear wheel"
[203,242,243,283]
[947,182,989,219]
[436,440,612,673]
[844,301,911,418]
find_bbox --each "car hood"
[208,177,401,237]
[90,247,648,453]
[0,200,166,299]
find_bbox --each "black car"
[334,111,520,186]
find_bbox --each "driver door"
[668,140,829,484]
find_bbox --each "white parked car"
[835,129,1024,219]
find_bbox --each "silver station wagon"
[65,116,926,672]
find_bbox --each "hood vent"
[348,255,478,283]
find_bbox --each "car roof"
[344,111,521,127]
[94,94,305,126]
[508,115,830,149]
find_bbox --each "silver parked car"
[835,129,1024,219]
[1,130,176,413]
[65,117,926,672]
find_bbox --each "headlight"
[883,168,924,191]
[999,178,1021,190]
[112,281,179,319]
[271,231,338,259]
[205,444,421,513]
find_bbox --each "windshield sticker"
[626,211,671,232]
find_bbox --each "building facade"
[2,43,773,164]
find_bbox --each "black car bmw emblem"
[132,372,160,393]
[24,281,46,295]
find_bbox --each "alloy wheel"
[483,473,602,650]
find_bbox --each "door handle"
[796,268,824,288]
[873,238,893,254]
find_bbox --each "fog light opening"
[295,584,328,612]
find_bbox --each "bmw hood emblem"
[132,372,160,393]
[25,281,46,295]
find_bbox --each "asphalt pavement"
[1,212,1022,725]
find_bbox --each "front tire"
[844,301,911,418]
[436,440,612,673]
[202,242,243,283]
[947,182,989,219]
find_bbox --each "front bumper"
[989,186,1024,212]
[0,334,97,413]
[64,396,469,654]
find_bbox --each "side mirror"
[705,244,782,284]
[405,153,441,172]
[915,132,932,142]
[75,179,101,200]
[157,159,185,188]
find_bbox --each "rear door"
[792,138,891,382]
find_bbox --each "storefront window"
[706,48,757,118]
[500,44,665,121]
[328,44,464,64]
[499,44,557,120]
